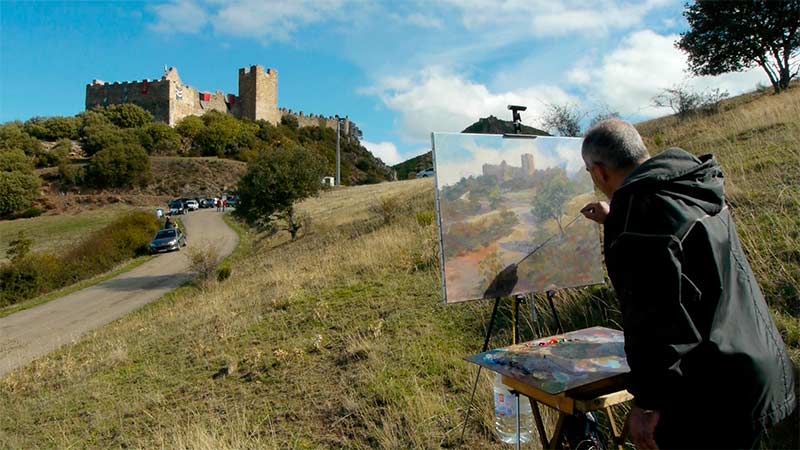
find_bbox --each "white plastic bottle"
[493,373,534,444]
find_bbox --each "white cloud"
[149,0,209,34]
[572,29,765,118]
[149,0,349,42]
[366,67,576,143]
[362,140,403,165]
[405,13,443,30]
[444,0,674,38]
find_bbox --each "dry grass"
[1,87,799,449]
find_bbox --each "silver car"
[149,228,187,254]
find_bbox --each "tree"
[235,145,324,240]
[531,170,573,235]
[0,150,40,217]
[137,123,181,155]
[542,103,584,137]
[0,123,43,156]
[677,0,800,94]
[101,104,153,128]
[85,143,152,188]
[651,84,729,119]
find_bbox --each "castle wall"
[86,65,358,136]
[86,79,171,123]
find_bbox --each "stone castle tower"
[237,65,279,123]
[521,153,535,176]
[85,65,360,137]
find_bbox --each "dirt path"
[0,209,239,377]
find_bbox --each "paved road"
[0,209,238,377]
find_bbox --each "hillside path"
[0,209,238,378]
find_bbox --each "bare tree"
[651,84,729,119]
[541,103,585,137]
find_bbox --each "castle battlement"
[85,65,358,137]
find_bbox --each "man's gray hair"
[582,118,649,170]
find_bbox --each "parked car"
[185,199,200,211]
[199,198,213,208]
[149,228,187,254]
[168,200,185,215]
[416,169,435,178]
[226,196,239,207]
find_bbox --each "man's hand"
[627,406,660,450]
[580,201,610,224]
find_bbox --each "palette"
[466,327,629,395]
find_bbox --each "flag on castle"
[202,92,211,102]
[142,80,149,94]
[228,94,236,105]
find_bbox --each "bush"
[58,161,84,189]
[138,123,181,155]
[651,84,730,119]
[186,241,221,285]
[217,265,231,282]
[0,149,34,172]
[0,123,43,156]
[24,116,80,140]
[415,211,435,227]
[0,211,160,306]
[0,171,40,217]
[101,104,153,128]
[86,142,152,188]
[35,138,71,168]
[80,123,137,156]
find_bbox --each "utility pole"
[336,117,341,186]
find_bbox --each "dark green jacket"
[604,148,796,428]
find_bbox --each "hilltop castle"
[85,65,361,137]
[482,153,535,182]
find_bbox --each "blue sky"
[0,1,767,165]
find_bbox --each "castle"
[482,153,535,182]
[85,65,361,137]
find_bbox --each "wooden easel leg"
[530,399,549,449]
[605,406,625,450]
[548,413,567,450]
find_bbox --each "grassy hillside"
[1,87,798,449]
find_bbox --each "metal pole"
[516,393,522,450]
[336,120,341,186]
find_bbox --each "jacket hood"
[616,147,725,215]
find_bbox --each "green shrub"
[6,207,43,220]
[86,143,152,188]
[415,211,435,227]
[217,265,232,282]
[0,123,43,156]
[0,171,40,217]
[101,104,153,128]
[58,161,84,189]
[0,149,34,172]
[80,123,137,156]
[35,139,71,168]
[0,211,161,306]
[137,123,181,155]
[24,116,80,140]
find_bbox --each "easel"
[457,106,631,449]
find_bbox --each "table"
[466,327,634,449]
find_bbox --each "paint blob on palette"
[466,327,629,394]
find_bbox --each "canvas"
[432,132,604,304]
[466,327,629,395]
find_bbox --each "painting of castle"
[432,132,604,304]
[85,65,361,137]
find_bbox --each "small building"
[322,176,335,187]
